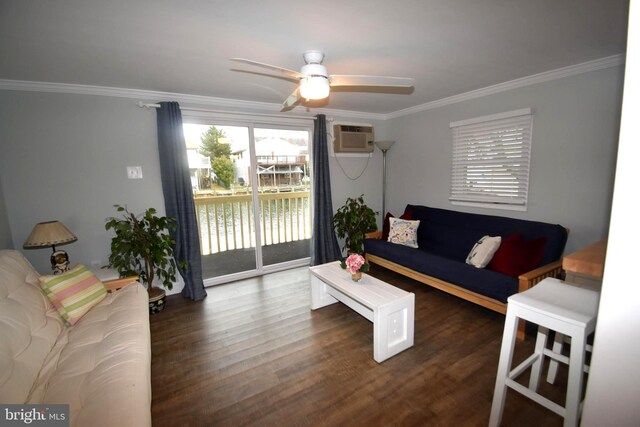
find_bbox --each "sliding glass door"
[254,128,311,267]
[183,121,311,284]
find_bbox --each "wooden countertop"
[562,240,607,279]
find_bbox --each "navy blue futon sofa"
[365,205,568,336]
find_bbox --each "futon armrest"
[518,260,564,293]
[365,230,383,239]
[103,276,140,293]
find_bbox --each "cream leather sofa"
[0,250,151,426]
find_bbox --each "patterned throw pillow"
[465,235,502,268]
[39,264,107,326]
[381,210,414,241]
[387,217,420,248]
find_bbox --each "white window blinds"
[449,108,533,210]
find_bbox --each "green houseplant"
[332,195,378,255]
[105,205,184,300]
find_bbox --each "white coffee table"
[309,261,415,363]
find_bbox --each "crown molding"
[310,105,387,121]
[384,54,626,120]
[0,54,624,122]
[0,79,283,111]
[0,79,385,121]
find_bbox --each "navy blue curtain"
[156,102,207,300]
[310,114,342,265]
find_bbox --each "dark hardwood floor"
[150,265,569,426]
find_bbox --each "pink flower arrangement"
[344,253,369,274]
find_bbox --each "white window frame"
[449,108,533,212]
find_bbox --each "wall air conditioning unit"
[333,124,374,153]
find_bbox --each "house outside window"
[449,108,533,211]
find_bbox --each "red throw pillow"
[381,210,413,240]
[381,212,394,240]
[487,234,547,277]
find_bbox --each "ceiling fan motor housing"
[303,51,324,64]
[301,63,328,79]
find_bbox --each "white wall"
[583,2,640,423]
[384,66,625,254]
[0,91,165,274]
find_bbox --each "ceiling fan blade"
[329,75,415,87]
[230,68,300,83]
[281,87,302,112]
[231,58,304,79]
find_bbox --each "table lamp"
[23,220,78,274]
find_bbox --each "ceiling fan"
[231,51,415,111]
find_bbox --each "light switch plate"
[127,166,143,179]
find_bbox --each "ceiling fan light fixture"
[231,52,414,110]
[299,76,330,100]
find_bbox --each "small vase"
[351,271,362,282]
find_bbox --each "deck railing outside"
[194,190,311,256]
[256,155,306,165]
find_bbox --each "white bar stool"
[489,278,599,427]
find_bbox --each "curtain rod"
[137,101,316,121]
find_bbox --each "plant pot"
[148,287,166,315]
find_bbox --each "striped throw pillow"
[39,264,107,325]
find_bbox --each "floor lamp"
[375,140,395,217]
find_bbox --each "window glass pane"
[184,124,257,278]
[254,128,311,267]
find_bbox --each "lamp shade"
[23,221,77,249]
[299,76,330,100]
[375,140,395,151]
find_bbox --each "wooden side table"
[94,268,120,282]
[93,268,139,292]
[562,240,607,291]
[103,276,140,293]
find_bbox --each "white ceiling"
[0,0,629,115]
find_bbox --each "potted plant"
[332,195,378,255]
[341,253,370,282]
[104,205,185,314]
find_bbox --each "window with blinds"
[449,108,533,211]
